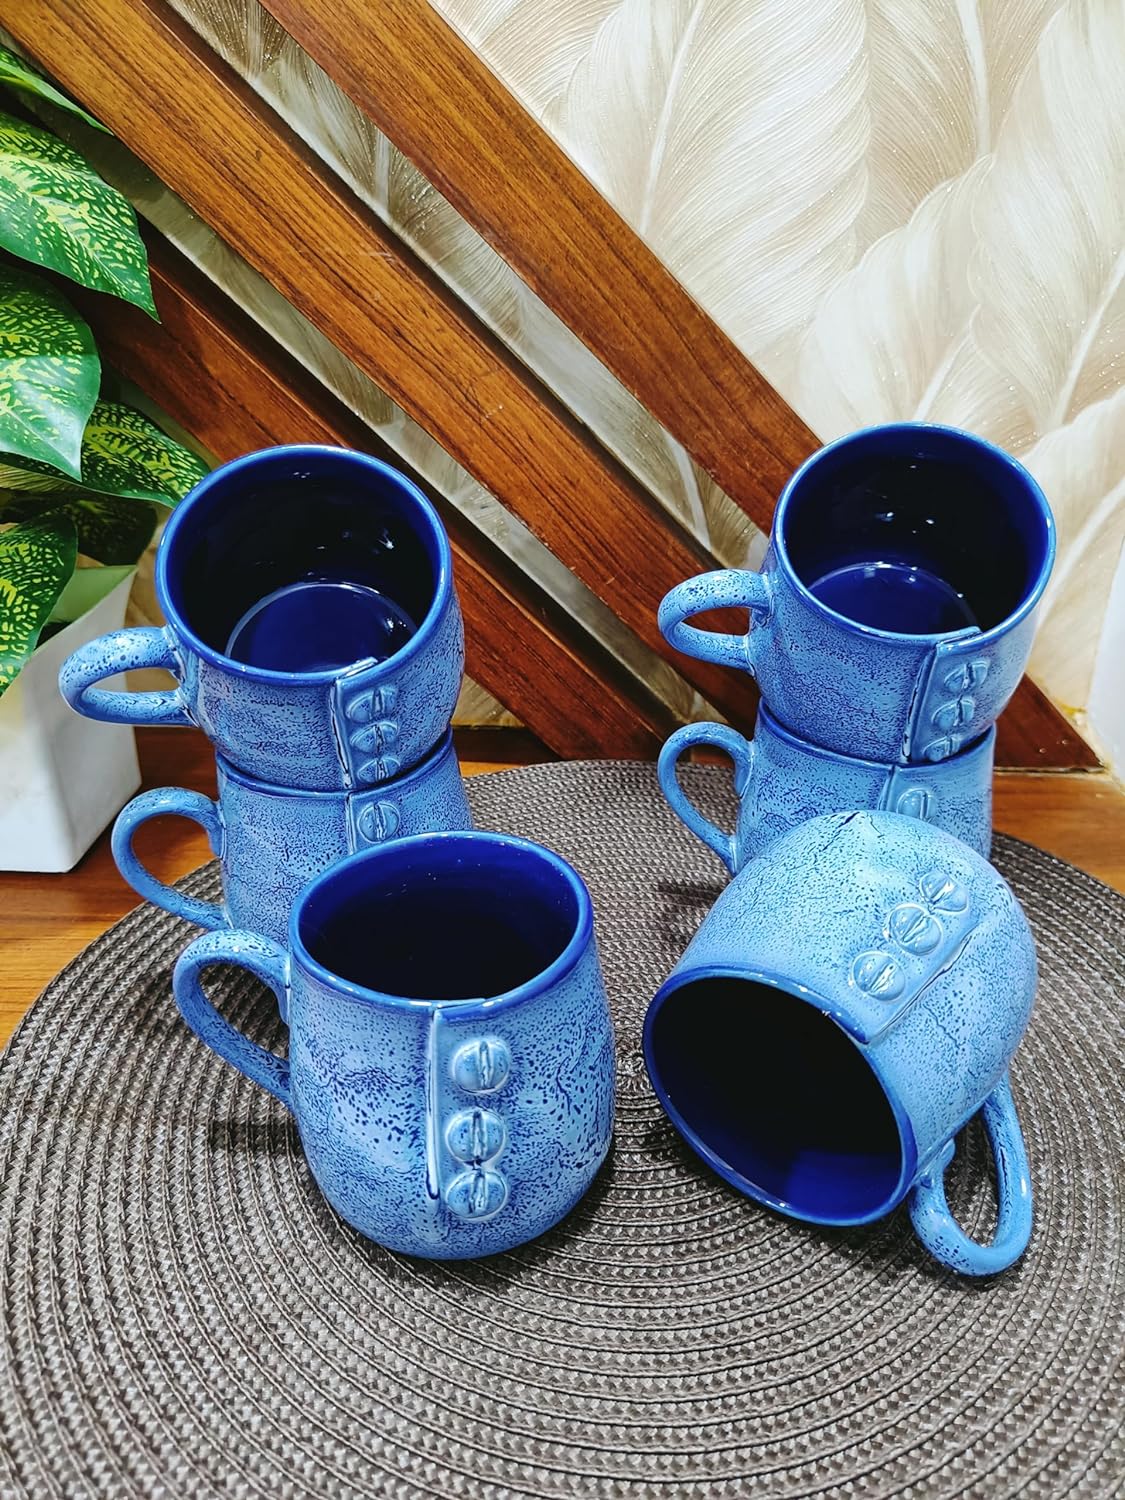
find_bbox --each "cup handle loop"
[658,570,773,672]
[658,723,756,875]
[173,930,293,1108]
[908,1073,1032,1276]
[59,626,192,725]
[112,788,226,929]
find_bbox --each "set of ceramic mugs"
[60,426,1054,1276]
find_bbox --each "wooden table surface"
[2,729,1123,1050]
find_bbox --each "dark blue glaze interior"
[648,979,903,1220]
[782,428,1051,635]
[162,449,439,674]
[298,837,584,1001]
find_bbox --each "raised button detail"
[887,902,942,955]
[354,799,401,844]
[894,786,933,820]
[932,697,974,732]
[851,950,905,1001]
[451,1037,511,1094]
[919,869,970,913]
[344,684,398,723]
[446,1108,505,1165]
[446,1168,508,1220]
[943,660,989,693]
[356,753,402,784]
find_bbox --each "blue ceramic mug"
[112,730,471,945]
[659,705,994,873]
[659,424,1054,764]
[173,831,616,1259]
[645,810,1035,1276]
[60,446,464,790]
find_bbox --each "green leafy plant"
[0,44,207,696]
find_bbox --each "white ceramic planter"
[0,574,141,872]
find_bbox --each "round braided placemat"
[1,762,1122,1498]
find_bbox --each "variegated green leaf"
[49,561,133,624]
[0,510,76,693]
[0,488,156,563]
[0,263,98,477]
[0,43,107,133]
[0,110,155,313]
[0,400,208,504]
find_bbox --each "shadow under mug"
[112,730,471,946]
[173,831,616,1259]
[645,810,1036,1276]
[659,424,1054,764]
[659,705,994,874]
[60,446,464,790]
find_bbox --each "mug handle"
[658,570,773,671]
[112,788,226,930]
[908,1073,1032,1276]
[59,626,192,725]
[173,929,292,1107]
[658,722,755,875]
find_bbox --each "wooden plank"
[75,232,679,759]
[258,0,816,531]
[8,0,750,725]
[996,678,1099,770]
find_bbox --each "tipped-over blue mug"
[173,831,615,1259]
[112,730,470,945]
[60,446,464,790]
[645,811,1035,1276]
[659,705,994,873]
[659,424,1054,764]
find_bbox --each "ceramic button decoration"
[644,810,1036,1276]
[173,831,615,1259]
[59,446,464,790]
[659,424,1054,764]
[659,706,994,873]
[112,731,471,945]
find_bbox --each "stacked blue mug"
[59,446,615,1258]
[650,423,1055,1275]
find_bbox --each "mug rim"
[154,445,454,684]
[758,701,996,770]
[771,422,1056,645]
[287,830,595,1016]
[644,964,919,1227]
[214,727,455,800]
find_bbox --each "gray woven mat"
[1,762,1122,1498]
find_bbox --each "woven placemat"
[1,762,1122,1498]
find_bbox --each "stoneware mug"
[659,424,1054,764]
[112,730,471,945]
[659,704,994,873]
[60,446,464,790]
[173,831,616,1259]
[644,810,1036,1276]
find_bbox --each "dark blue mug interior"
[297,836,585,1001]
[161,449,441,674]
[646,978,905,1222]
[781,427,1052,636]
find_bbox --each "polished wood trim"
[996,679,1099,769]
[74,234,679,759]
[7,0,749,723]
[258,0,817,531]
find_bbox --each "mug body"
[113,731,471,943]
[658,708,994,874]
[644,811,1036,1274]
[661,425,1055,763]
[62,446,465,789]
[173,832,616,1259]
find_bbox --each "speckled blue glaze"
[659,425,1054,764]
[660,705,994,873]
[59,447,464,790]
[112,731,470,945]
[173,832,615,1259]
[645,811,1036,1276]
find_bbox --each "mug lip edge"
[757,701,996,769]
[644,963,919,1226]
[215,727,455,799]
[287,829,596,1016]
[154,445,456,685]
[771,421,1057,646]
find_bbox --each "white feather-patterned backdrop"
[437,0,1124,717]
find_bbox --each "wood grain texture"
[76,232,680,759]
[258,0,817,531]
[6,0,749,724]
[995,679,1100,769]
